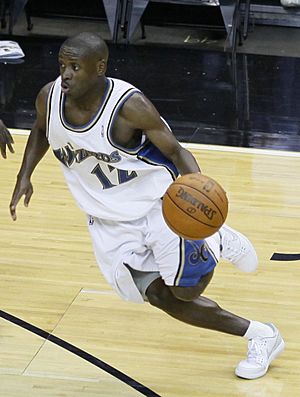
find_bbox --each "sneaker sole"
[235,338,285,380]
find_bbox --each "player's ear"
[97,59,107,76]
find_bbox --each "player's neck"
[70,77,108,111]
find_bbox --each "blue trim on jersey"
[137,142,179,180]
[107,88,145,155]
[176,240,218,287]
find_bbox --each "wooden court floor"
[0,134,299,397]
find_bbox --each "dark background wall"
[27,0,285,32]
[28,1,225,31]
[29,0,107,19]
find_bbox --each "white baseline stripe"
[10,128,30,135]
[10,128,300,158]
[182,142,300,158]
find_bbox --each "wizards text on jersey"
[53,142,122,167]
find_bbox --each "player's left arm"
[120,93,200,175]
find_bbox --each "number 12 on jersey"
[91,163,137,189]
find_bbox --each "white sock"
[243,320,274,339]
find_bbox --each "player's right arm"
[9,82,53,221]
[0,119,14,158]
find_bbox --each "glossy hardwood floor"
[0,134,299,397]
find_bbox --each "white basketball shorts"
[87,200,221,303]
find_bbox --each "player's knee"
[169,286,201,302]
[170,271,213,301]
[146,279,176,309]
[146,279,200,309]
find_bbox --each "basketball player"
[0,119,14,158]
[9,32,284,380]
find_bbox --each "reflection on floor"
[0,28,300,152]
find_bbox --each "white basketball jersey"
[46,77,179,221]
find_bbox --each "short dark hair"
[61,32,109,60]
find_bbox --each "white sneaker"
[235,324,285,379]
[219,225,258,272]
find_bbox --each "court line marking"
[10,128,300,158]
[81,289,115,295]
[0,310,161,397]
[24,372,102,382]
[270,253,300,261]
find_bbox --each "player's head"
[58,32,109,97]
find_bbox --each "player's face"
[58,46,100,98]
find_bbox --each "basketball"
[162,173,228,240]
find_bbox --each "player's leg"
[146,275,250,335]
[128,265,282,378]
[126,254,284,380]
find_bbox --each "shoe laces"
[247,338,268,365]
[220,231,247,262]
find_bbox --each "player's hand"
[10,178,33,221]
[0,120,14,158]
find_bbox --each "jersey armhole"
[45,81,56,139]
